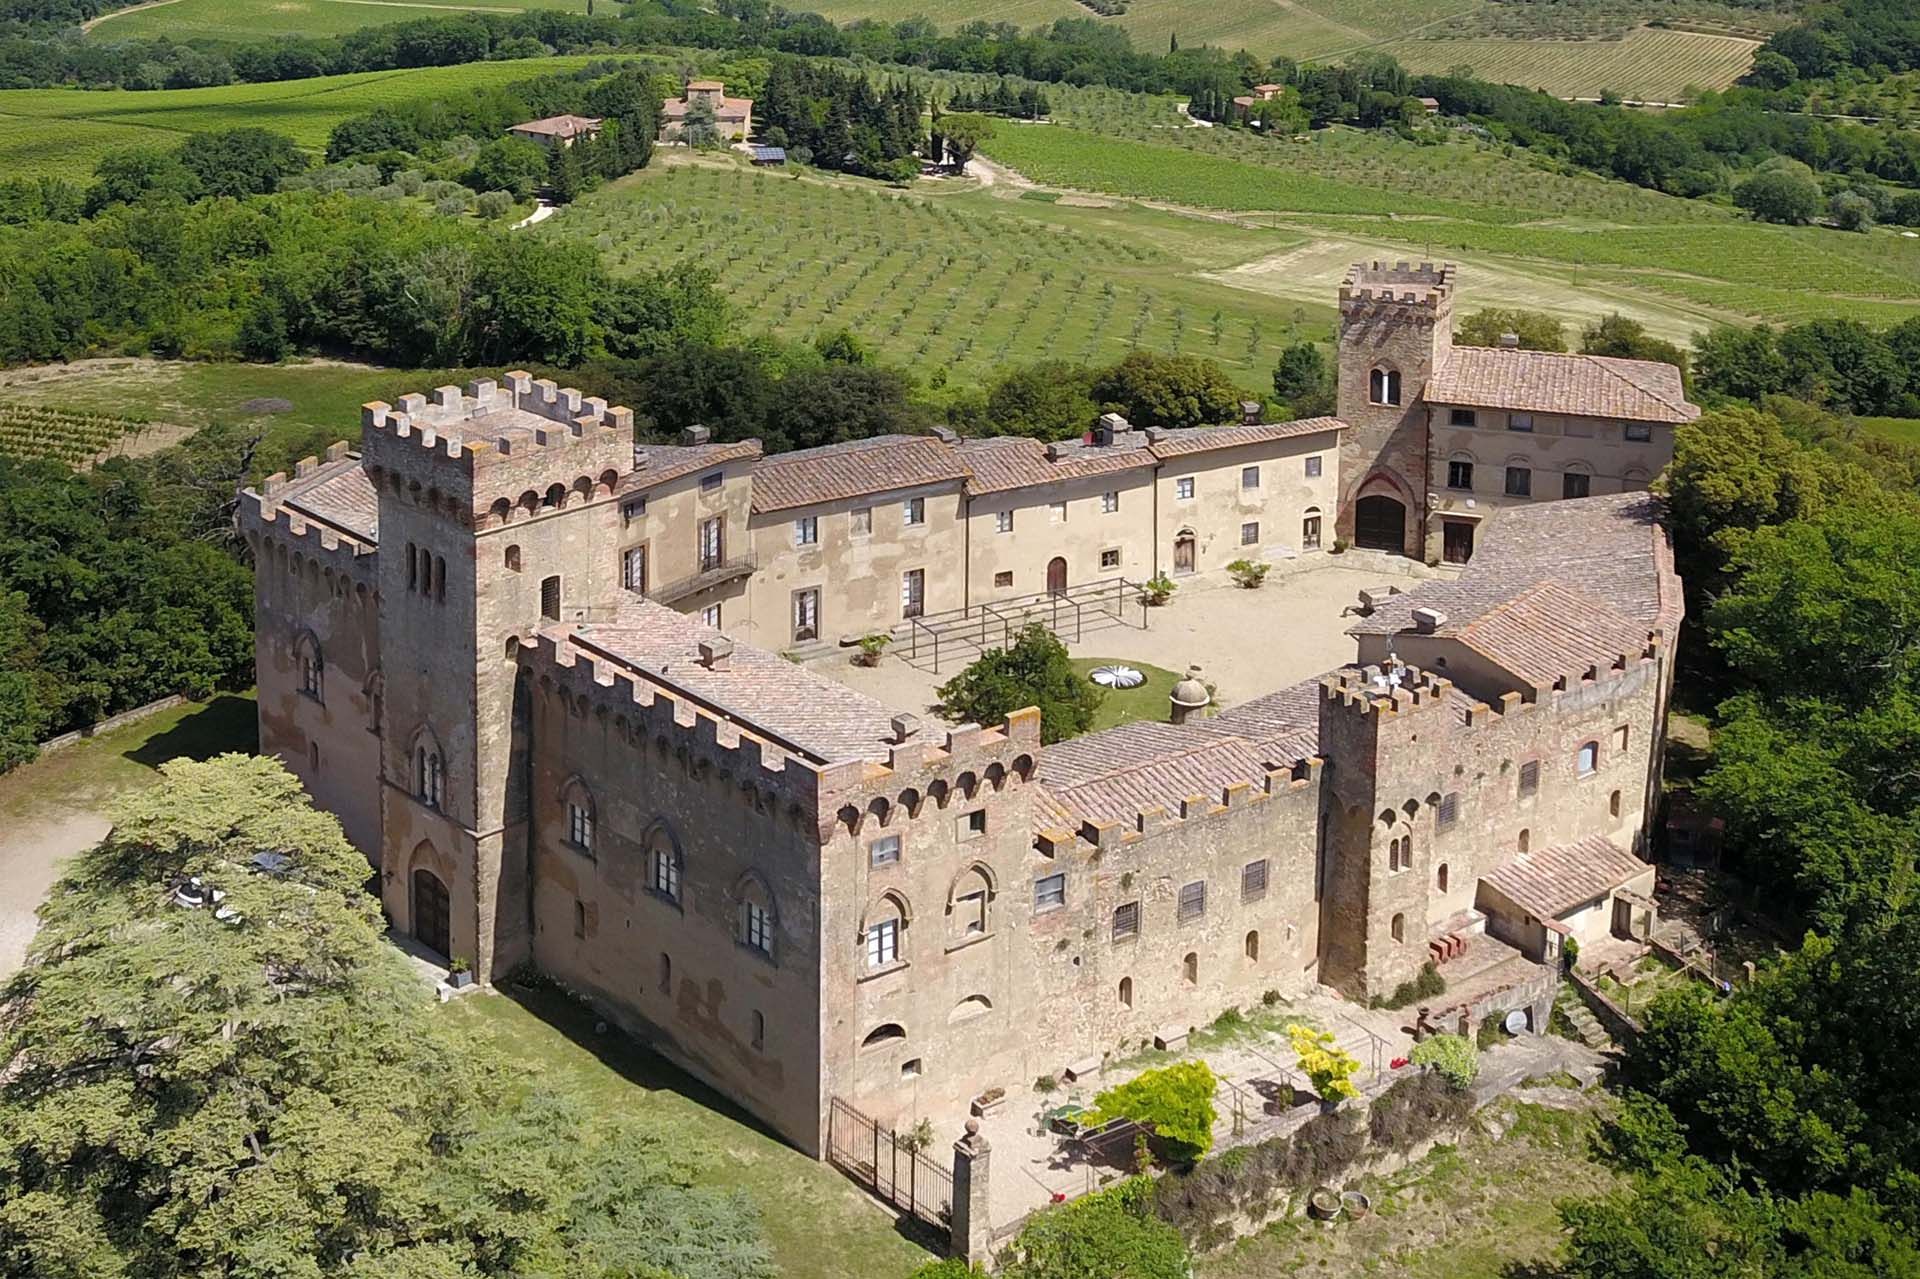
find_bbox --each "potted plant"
[447,956,474,989]
[1331,538,1348,555]
[972,1086,1008,1118]
[1226,558,1270,589]
[852,634,890,667]
[1140,572,1176,606]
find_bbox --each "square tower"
[1335,261,1456,556]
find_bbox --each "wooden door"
[1443,519,1475,565]
[1355,495,1407,554]
[1046,557,1068,595]
[1173,534,1196,575]
[412,868,451,959]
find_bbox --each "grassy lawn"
[447,983,934,1279]
[91,0,589,42]
[1070,657,1182,732]
[1856,415,1920,446]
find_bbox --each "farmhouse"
[239,264,1689,1156]
[506,113,603,148]
[660,78,753,142]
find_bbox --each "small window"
[1390,912,1405,943]
[1518,759,1541,796]
[1519,828,1531,853]
[700,470,723,491]
[1302,514,1322,550]
[870,834,901,867]
[1448,460,1474,490]
[434,556,446,604]
[568,800,594,851]
[1505,466,1532,498]
[1240,521,1259,546]
[540,575,561,620]
[659,952,672,992]
[1175,477,1195,500]
[1177,880,1206,923]
[1100,548,1120,569]
[995,510,1013,534]
[700,603,722,627]
[1370,368,1402,406]
[1113,900,1140,941]
[1625,421,1653,442]
[794,516,818,546]
[1436,793,1459,829]
[866,918,901,969]
[994,571,1014,588]
[1242,858,1268,901]
[1509,413,1535,433]
[903,497,926,527]
[1049,500,1067,523]
[1610,789,1623,818]
[574,899,586,938]
[1034,873,1066,911]
[1182,951,1198,984]
[1245,930,1260,961]
[416,747,443,809]
[650,845,680,901]
[1577,741,1599,776]
[622,495,647,523]
[1305,455,1322,478]
[1102,490,1119,513]
[299,644,323,700]
[622,545,648,593]
[741,899,772,954]
[1612,724,1630,753]
[1118,976,1133,1007]
[308,741,319,770]
[751,1009,765,1051]
[1437,862,1449,892]
[1563,471,1591,499]
[861,1022,905,1049]
[698,515,724,570]
[901,1057,923,1078]
[850,507,873,536]
[505,544,522,572]
[1241,465,1260,489]
[959,809,987,840]
[1450,408,1477,427]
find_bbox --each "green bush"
[1088,1060,1217,1164]
[1368,1071,1475,1152]
[1477,1010,1510,1050]
[1372,960,1447,1010]
[1005,1177,1189,1279]
[1288,1024,1361,1102]
[1226,558,1270,588]
[1409,1033,1480,1089]
[911,1260,984,1279]
[937,623,1103,745]
[1141,572,1176,605]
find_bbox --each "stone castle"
[241,264,1690,1154]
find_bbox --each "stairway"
[1556,988,1612,1051]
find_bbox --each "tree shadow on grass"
[124,695,258,770]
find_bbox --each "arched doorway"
[1173,531,1196,576]
[412,867,451,959]
[1354,494,1407,554]
[1046,556,1068,595]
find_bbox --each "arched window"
[544,482,567,509]
[1245,930,1260,962]
[1518,828,1531,853]
[861,1023,906,1050]
[1436,862,1449,893]
[1118,976,1133,1008]
[863,893,909,971]
[947,865,993,942]
[1370,367,1402,407]
[563,778,595,852]
[1391,912,1406,943]
[658,952,672,993]
[1610,789,1623,819]
[505,544,522,572]
[737,874,775,959]
[415,737,443,810]
[647,822,682,903]
[1182,951,1198,985]
[949,994,992,1023]
[1576,741,1599,776]
[751,1009,765,1051]
[434,555,446,603]
[296,633,324,702]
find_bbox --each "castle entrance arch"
[412,867,451,959]
[1354,495,1407,554]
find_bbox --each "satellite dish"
[1089,665,1145,689]
[1503,1009,1530,1037]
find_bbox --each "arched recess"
[948,994,993,1023]
[409,725,446,809]
[734,870,777,960]
[861,1023,906,1050]
[560,775,596,851]
[362,669,385,736]
[644,818,684,902]
[861,890,910,971]
[946,863,995,942]
[294,630,325,702]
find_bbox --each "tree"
[463,137,548,199]
[602,263,735,360]
[1002,1178,1189,1279]
[1830,189,1876,231]
[936,111,996,171]
[937,623,1102,745]
[1693,325,1789,402]
[1581,314,1690,384]
[1092,350,1242,430]
[1271,341,1333,417]
[683,93,720,148]
[1288,1023,1361,1101]
[1734,166,1822,225]
[84,146,201,213]
[1775,318,1904,414]
[547,138,582,204]
[1456,307,1567,352]
[984,360,1099,439]
[1087,1061,1217,1163]
[176,127,307,198]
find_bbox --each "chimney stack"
[891,713,922,743]
[931,425,959,444]
[1240,400,1263,426]
[1498,333,1521,350]
[698,637,733,670]
[1412,606,1447,634]
[680,423,712,446]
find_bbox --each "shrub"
[1477,1010,1510,1050]
[937,623,1102,744]
[853,633,890,666]
[1141,572,1176,605]
[1561,935,1581,971]
[1005,1177,1189,1279]
[1372,961,1446,1010]
[911,1261,984,1279]
[1288,1024,1361,1102]
[1226,558,1270,588]
[475,190,515,219]
[1409,1033,1479,1088]
[1034,1073,1059,1094]
[1368,1071,1474,1152]
[1089,1060,1217,1164]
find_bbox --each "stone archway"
[1355,494,1407,553]
[412,867,451,958]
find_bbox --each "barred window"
[1178,880,1206,923]
[1034,873,1065,911]
[1518,759,1541,796]
[1112,900,1140,941]
[1437,793,1460,828]
[1242,859,1269,901]
[741,899,772,955]
[568,801,594,850]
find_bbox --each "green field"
[90,0,589,41]
[1383,26,1761,101]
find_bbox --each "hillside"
[84,0,590,40]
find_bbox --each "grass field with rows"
[1382,26,1761,101]
[0,405,151,464]
[89,0,588,41]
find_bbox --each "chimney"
[1097,411,1130,435]
[1240,400,1263,426]
[1045,442,1065,461]
[680,424,712,446]
[891,713,922,743]
[1498,333,1521,350]
[698,637,733,670]
[931,425,959,444]
[1412,606,1447,634]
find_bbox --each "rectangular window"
[1178,880,1206,923]
[569,802,593,849]
[541,575,561,621]
[1302,515,1322,550]
[700,470,723,491]
[994,571,1014,588]
[700,602,722,628]
[1509,413,1535,433]
[869,834,901,867]
[1563,471,1591,499]
[866,918,899,968]
[850,506,872,536]
[1101,490,1119,514]
[1176,477,1195,500]
[995,510,1013,534]
[1437,793,1459,828]
[959,809,986,840]
[698,516,724,570]
[1241,465,1260,489]
[622,495,648,524]
[1625,421,1653,442]
[901,569,925,619]
[1049,500,1068,523]
[794,516,818,546]
[1242,859,1268,901]
[792,588,820,643]
[622,545,648,594]
[1518,759,1541,796]
[1305,456,1322,478]
[903,496,925,527]
[574,899,586,938]
[1450,408,1477,428]
[1577,742,1599,776]
[1241,521,1259,546]
[1112,900,1140,941]
[1100,548,1120,569]
[1034,873,1066,911]
[1612,724,1629,753]
[1448,460,1474,490]
[743,900,772,954]
[1505,466,1532,498]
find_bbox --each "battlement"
[359,373,635,518]
[1324,640,1663,730]
[241,442,379,587]
[1321,664,1456,715]
[1036,756,1325,858]
[1338,260,1457,311]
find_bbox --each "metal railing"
[827,1097,953,1236]
[644,554,758,605]
[902,577,1149,673]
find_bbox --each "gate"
[827,1097,954,1237]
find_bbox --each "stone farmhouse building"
[240,264,1688,1155]
[660,78,753,142]
[506,114,604,149]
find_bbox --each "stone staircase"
[1555,987,1612,1051]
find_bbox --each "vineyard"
[546,155,1315,390]
[1383,27,1762,101]
[0,404,150,465]
[90,0,588,42]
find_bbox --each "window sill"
[645,888,684,913]
[1033,903,1066,918]
[1111,933,1140,947]
[737,940,777,967]
[945,932,993,955]
[859,960,910,984]
[563,841,596,862]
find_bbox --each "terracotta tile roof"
[558,598,909,765]
[1445,580,1655,690]
[1147,416,1345,459]
[662,95,753,120]
[750,435,970,514]
[1483,834,1649,920]
[687,79,725,90]
[510,114,603,138]
[631,439,762,491]
[956,435,1155,495]
[1426,346,1699,424]
[279,457,377,544]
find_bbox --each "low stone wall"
[35,694,188,755]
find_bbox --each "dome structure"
[1169,665,1211,724]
